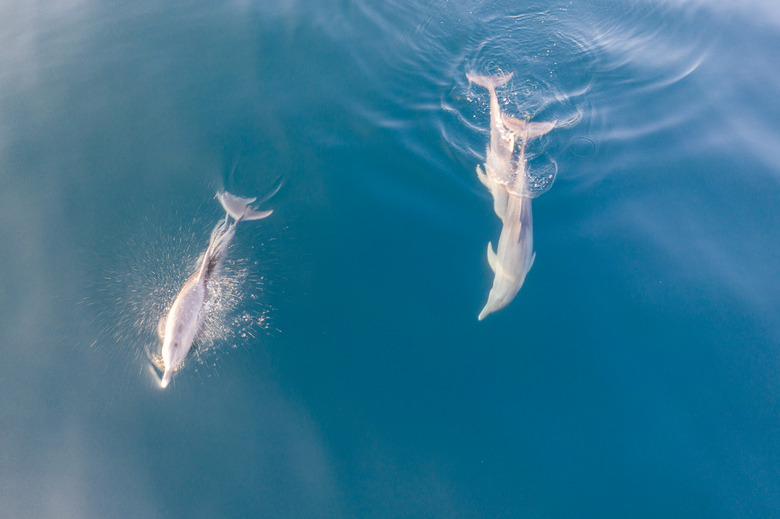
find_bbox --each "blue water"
[1,1,779,517]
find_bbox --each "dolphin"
[466,72,515,219]
[159,192,272,388]
[468,72,556,320]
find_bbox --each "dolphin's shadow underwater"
[467,72,557,320]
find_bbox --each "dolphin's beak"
[478,295,499,321]
[161,370,171,389]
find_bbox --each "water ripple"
[308,0,717,197]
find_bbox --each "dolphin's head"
[479,200,535,320]
[478,274,523,321]
[160,335,175,388]
[160,324,189,389]
[478,246,534,321]
[160,335,184,389]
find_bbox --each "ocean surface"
[1,1,779,517]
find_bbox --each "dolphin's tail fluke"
[217,191,273,222]
[466,71,514,91]
[196,190,273,283]
[503,115,558,140]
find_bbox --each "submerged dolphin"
[159,192,272,388]
[467,72,556,320]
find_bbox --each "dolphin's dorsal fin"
[487,242,498,273]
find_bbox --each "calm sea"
[1,0,778,517]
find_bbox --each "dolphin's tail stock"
[195,216,236,283]
[466,71,514,92]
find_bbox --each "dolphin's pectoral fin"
[476,164,489,187]
[157,315,166,341]
[494,188,508,221]
[527,251,536,271]
[478,164,508,221]
[487,241,498,273]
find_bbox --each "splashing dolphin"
[159,192,272,388]
[467,72,556,320]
